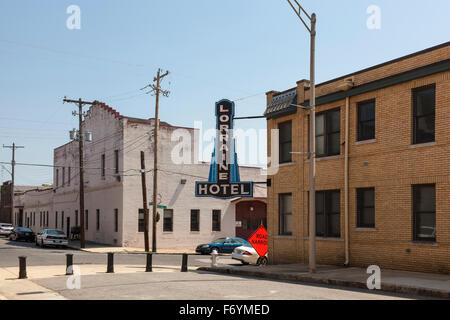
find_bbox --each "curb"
[197,266,450,299]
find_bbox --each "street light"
[286,0,317,273]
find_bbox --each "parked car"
[35,229,68,248]
[0,223,14,237]
[232,244,268,266]
[196,237,250,254]
[9,227,35,242]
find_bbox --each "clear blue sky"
[0,0,449,185]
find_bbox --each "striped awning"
[264,90,297,119]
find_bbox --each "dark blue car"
[196,237,250,254]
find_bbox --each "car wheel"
[257,257,268,266]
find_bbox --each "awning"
[264,90,297,119]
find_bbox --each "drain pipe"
[344,96,350,267]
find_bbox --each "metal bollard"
[19,256,27,279]
[146,253,152,272]
[211,251,219,267]
[66,253,73,275]
[181,253,188,272]
[107,252,114,273]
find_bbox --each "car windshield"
[47,230,65,235]
[212,238,226,243]
[1,224,12,227]
[19,228,32,232]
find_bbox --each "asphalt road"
[0,237,239,268]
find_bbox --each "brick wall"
[266,43,450,273]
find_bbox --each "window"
[357,100,375,141]
[101,154,106,177]
[278,121,292,164]
[68,167,71,185]
[33,212,35,226]
[85,210,89,230]
[212,210,221,231]
[413,84,435,144]
[357,188,375,228]
[114,209,118,233]
[114,150,119,174]
[56,169,59,186]
[316,190,340,238]
[75,210,78,227]
[61,211,64,229]
[279,193,292,235]
[316,108,340,157]
[138,209,145,232]
[242,218,250,230]
[413,184,436,242]
[55,212,58,228]
[190,209,200,232]
[163,209,173,232]
[46,211,49,227]
[96,209,100,231]
[40,212,42,227]
[62,167,65,186]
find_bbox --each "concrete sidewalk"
[198,263,450,299]
[67,240,196,254]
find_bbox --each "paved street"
[0,237,423,300]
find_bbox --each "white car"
[232,244,268,266]
[35,229,69,248]
[0,223,14,237]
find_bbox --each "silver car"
[0,223,14,237]
[232,244,268,266]
[35,229,68,248]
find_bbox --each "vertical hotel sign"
[195,99,253,199]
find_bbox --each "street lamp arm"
[286,0,311,33]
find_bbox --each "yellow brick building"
[264,42,450,273]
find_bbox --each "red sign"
[248,225,268,257]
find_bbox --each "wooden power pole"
[3,143,24,224]
[63,97,96,249]
[142,68,170,253]
[140,151,150,252]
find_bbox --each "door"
[66,217,71,238]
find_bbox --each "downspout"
[344,96,350,266]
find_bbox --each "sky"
[0,0,449,186]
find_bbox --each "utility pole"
[140,151,150,252]
[63,97,96,249]
[3,143,24,224]
[142,68,170,253]
[286,0,317,273]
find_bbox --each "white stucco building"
[14,102,266,250]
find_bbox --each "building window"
[413,184,436,242]
[61,211,64,229]
[413,84,435,144]
[212,210,221,231]
[279,193,292,235]
[316,190,340,238]
[55,212,58,228]
[40,212,42,227]
[138,209,145,232]
[316,108,340,157]
[62,167,65,186]
[114,209,118,233]
[114,150,119,174]
[357,188,375,228]
[190,209,200,232]
[75,210,78,227]
[68,167,71,185]
[85,210,89,230]
[33,212,35,226]
[101,154,106,177]
[56,169,59,187]
[278,121,292,164]
[357,100,375,141]
[96,209,100,231]
[163,209,173,232]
